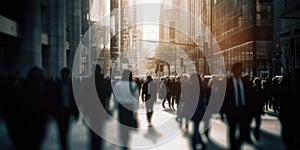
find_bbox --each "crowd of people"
[0,62,299,150]
[0,66,79,150]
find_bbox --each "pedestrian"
[90,64,112,150]
[278,70,300,149]
[249,77,265,141]
[53,67,79,150]
[222,62,253,150]
[187,73,206,150]
[142,75,156,127]
[112,69,139,150]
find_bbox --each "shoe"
[246,138,254,144]
[148,124,153,128]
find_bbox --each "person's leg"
[162,98,166,108]
[171,96,175,109]
[227,117,238,150]
[120,128,130,150]
[254,114,261,141]
[57,113,70,150]
[90,129,101,150]
[239,114,253,146]
[167,97,171,109]
[146,107,153,126]
[203,116,210,141]
[192,121,205,150]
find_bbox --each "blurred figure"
[278,70,300,149]
[170,78,176,109]
[249,77,265,141]
[90,64,112,150]
[113,69,139,150]
[222,62,252,150]
[271,77,280,113]
[142,75,156,127]
[5,66,51,150]
[53,67,79,150]
[133,77,142,107]
[173,76,181,110]
[162,78,172,109]
[201,76,212,141]
[176,75,189,126]
[158,78,167,102]
[1,72,24,149]
[189,73,206,150]
[262,77,272,111]
[134,77,142,95]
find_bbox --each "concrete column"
[49,0,67,78]
[66,0,82,70]
[14,0,42,77]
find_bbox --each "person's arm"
[109,93,118,116]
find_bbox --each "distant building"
[110,0,141,77]
[162,0,274,78]
[207,0,273,78]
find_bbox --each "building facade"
[0,0,82,78]
[273,0,300,74]
[208,0,273,77]
[161,0,274,78]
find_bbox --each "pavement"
[0,100,285,150]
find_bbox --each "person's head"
[121,69,133,82]
[95,64,102,75]
[60,67,70,80]
[147,75,153,82]
[232,62,243,78]
[27,66,44,81]
[253,77,261,87]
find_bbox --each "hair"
[60,67,70,75]
[252,77,261,87]
[121,69,132,81]
[147,75,152,81]
[232,62,242,73]
[27,66,44,80]
[95,64,102,74]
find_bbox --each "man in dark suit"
[142,75,156,127]
[222,62,252,150]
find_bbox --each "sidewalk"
[0,100,285,150]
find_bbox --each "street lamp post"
[174,45,177,75]
[88,15,92,77]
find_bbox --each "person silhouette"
[222,62,252,150]
[112,69,139,150]
[53,67,79,150]
[89,64,112,150]
[15,66,50,150]
[188,73,206,150]
[142,75,156,127]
